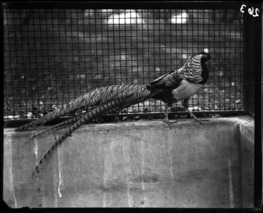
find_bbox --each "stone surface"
[3,116,254,208]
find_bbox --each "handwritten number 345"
[240,4,259,17]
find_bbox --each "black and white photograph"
[2,0,262,210]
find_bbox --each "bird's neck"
[177,62,203,83]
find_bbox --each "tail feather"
[22,85,152,147]
[31,85,154,177]
[21,114,84,145]
[16,84,148,131]
[31,90,137,177]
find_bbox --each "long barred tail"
[21,84,151,146]
[21,113,84,145]
[16,84,148,131]
[15,86,114,131]
[31,85,153,177]
[22,94,131,145]
[31,90,142,177]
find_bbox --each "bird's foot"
[188,111,208,125]
[163,118,172,129]
[163,118,177,129]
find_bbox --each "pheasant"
[17,52,210,132]
[15,52,210,176]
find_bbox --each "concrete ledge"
[4,116,254,208]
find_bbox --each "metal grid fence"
[3,1,252,121]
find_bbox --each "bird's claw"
[163,118,177,129]
[163,118,172,129]
[188,111,205,125]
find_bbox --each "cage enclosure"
[3,1,260,208]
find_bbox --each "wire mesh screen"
[3,2,246,120]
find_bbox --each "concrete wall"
[4,116,254,208]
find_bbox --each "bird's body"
[17,52,211,177]
[147,52,211,124]
[170,79,203,100]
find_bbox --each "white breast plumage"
[171,80,203,101]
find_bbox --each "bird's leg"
[163,104,171,125]
[187,109,203,124]
[183,99,203,124]
[162,103,177,128]
[163,104,172,129]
